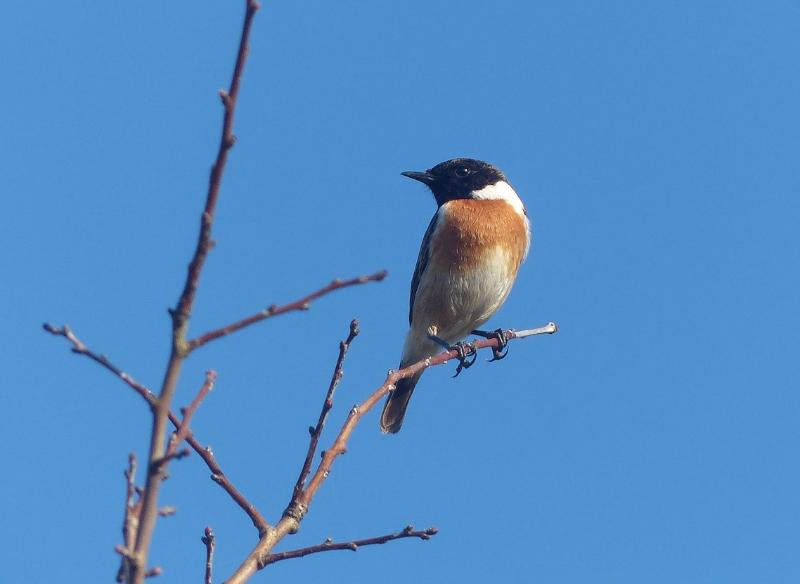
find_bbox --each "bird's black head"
[402,158,507,206]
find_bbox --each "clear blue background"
[2,1,798,582]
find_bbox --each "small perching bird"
[380,158,531,434]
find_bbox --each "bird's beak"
[401,170,436,185]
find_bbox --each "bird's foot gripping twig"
[471,328,509,361]
[426,330,477,377]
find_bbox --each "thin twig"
[262,526,438,566]
[185,272,385,352]
[172,0,259,327]
[122,453,140,546]
[164,371,218,460]
[115,547,161,580]
[42,324,156,405]
[285,319,360,521]
[117,453,142,583]
[202,527,216,584]
[153,448,191,468]
[202,443,269,535]
[224,321,558,584]
[42,324,269,534]
[511,322,560,338]
[144,567,163,579]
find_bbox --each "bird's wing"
[409,211,440,325]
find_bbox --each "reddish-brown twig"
[224,322,558,584]
[164,371,218,461]
[202,444,269,535]
[172,1,259,327]
[262,526,438,566]
[186,272,385,352]
[286,319,360,520]
[144,567,163,579]
[42,324,156,405]
[201,527,216,584]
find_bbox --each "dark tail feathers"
[380,372,422,434]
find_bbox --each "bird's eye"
[454,167,471,177]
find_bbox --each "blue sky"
[2,1,799,582]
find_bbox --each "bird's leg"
[427,328,477,377]
[471,328,510,361]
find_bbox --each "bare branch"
[224,321,558,584]
[44,323,270,534]
[185,272,385,352]
[287,319,360,518]
[44,330,265,528]
[47,331,267,536]
[262,526,438,566]
[294,323,559,513]
[201,527,216,584]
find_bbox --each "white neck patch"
[470,180,526,217]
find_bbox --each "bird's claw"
[489,345,508,362]
[472,328,510,362]
[450,341,477,377]
[426,331,477,377]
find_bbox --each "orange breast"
[431,199,529,272]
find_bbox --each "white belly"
[402,245,518,364]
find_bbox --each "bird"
[380,158,531,433]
